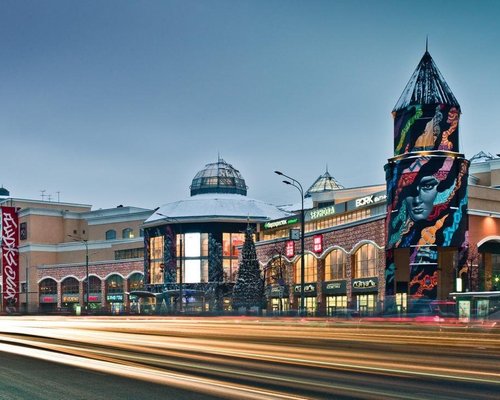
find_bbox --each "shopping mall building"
[1,49,499,316]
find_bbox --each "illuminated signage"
[40,295,57,303]
[285,241,295,258]
[310,206,336,220]
[107,294,124,302]
[62,296,79,303]
[293,283,316,294]
[354,193,387,208]
[264,217,299,230]
[352,278,378,291]
[324,280,347,294]
[313,235,323,253]
[1,206,20,314]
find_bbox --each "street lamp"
[68,235,89,313]
[274,170,305,317]
[156,213,183,313]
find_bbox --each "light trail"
[0,316,498,399]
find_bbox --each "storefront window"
[129,273,144,291]
[149,236,164,284]
[61,277,79,294]
[304,297,317,316]
[354,244,377,278]
[326,295,347,316]
[295,254,317,283]
[88,276,101,293]
[107,275,124,294]
[267,257,286,285]
[356,294,377,315]
[39,278,57,294]
[325,249,346,280]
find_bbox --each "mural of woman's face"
[405,176,439,221]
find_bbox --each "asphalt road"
[0,316,498,400]
[0,351,221,400]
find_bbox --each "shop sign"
[293,283,316,295]
[263,217,299,230]
[267,285,288,298]
[86,294,101,302]
[107,293,124,302]
[285,241,295,258]
[352,277,378,292]
[40,295,57,303]
[324,280,347,294]
[62,295,79,303]
[1,206,20,314]
[309,205,336,220]
[313,235,323,253]
[347,191,387,211]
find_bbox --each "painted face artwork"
[386,156,468,250]
[404,176,439,221]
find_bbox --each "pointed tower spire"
[426,35,428,53]
[393,50,460,112]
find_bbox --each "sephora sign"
[1,207,19,313]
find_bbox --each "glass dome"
[190,158,248,196]
[305,171,344,197]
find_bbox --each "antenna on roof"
[326,163,329,173]
[426,35,429,52]
[40,189,46,201]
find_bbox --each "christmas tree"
[232,226,264,312]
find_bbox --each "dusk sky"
[1,0,499,210]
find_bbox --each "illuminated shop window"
[354,244,377,278]
[356,294,377,315]
[294,254,317,283]
[326,295,347,316]
[176,233,209,284]
[105,229,117,240]
[325,249,346,280]
[304,297,317,315]
[267,257,286,285]
[222,233,245,282]
[149,236,165,284]
[128,273,144,291]
[106,275,124,294]
[39,278,57,295]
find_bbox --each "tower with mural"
[385,48,469,307]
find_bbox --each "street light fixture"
[68,235,89,313]
[274,170,305,317]
[156,213,183,313]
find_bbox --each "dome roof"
[305,170,344,197]
[0,186,10,197]
[190,158,248,196]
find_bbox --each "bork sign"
[313,235,323,254]
[1,207,20,313]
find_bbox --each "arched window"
[295,254,317,283]
[267,257,286,285]
[122,228,134,239]
[128,273,144,291]
[106,275,123,294]
[39,278,57,295]
[61,277,79,294]
[88,276,102,294]
[325,249,346,280]
[354,244,377,278]
[105,229,116,240]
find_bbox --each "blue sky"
[1,0,499,209]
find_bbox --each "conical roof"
[305,171,344,198]
[190,158,248,196]
[393,51,460,112]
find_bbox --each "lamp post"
[274,170,305,317]
[156,213,183,313]
[68,235,89,313]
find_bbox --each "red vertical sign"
[285,240,295,258]
[313,234,323,254]
[1,206,19,313]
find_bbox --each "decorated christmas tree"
[232,226,264,312]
